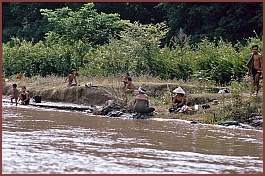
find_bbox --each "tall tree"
[158,2,262,44]
[93,2,165,24]
[2,2,85,43]
[40,3,127,69]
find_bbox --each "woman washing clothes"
[171,87,187,112]
[133,87,155,114]
[19,86,30,105]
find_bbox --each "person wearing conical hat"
[172,87,186,108]
[133,87,155,113]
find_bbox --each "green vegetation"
[3,2,262,45]
[158,2,262,45]
[2,27,262,82]
[3,2,262,81]
[2,2,263,124]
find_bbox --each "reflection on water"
[2,103,263,174]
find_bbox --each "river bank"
[2,80,234,105]
[2,80,233,110]
[2,78,263,130]
[1,96,259,131]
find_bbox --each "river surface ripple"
[2,102,263,174]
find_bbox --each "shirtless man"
[122,72,130,88]
[65,69,77,87]
[246,45,263,95]
[125,77,136,93]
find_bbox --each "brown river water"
[2,101,263,174]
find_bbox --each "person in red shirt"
[17,72,23,79]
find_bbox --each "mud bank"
[2,82,232,106]
[2,82,119,106]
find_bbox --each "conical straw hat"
[172,87,185,95]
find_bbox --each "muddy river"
[2,102,263,174]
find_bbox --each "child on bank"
[122,72,130,88]
[11,84,19,106]
[65,69,77,87]
[125,77,136,93]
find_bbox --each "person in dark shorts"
[133,87,155,113]
[66,69,77,87]
[19,86,30,105]
[246,45,263,95]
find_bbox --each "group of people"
[132,44,263,114]
[122,44,263,115]
[11,84,30,106]
[131,85,187,114]
[11,45,261,112]
[122,72,136,93]
[122,72,188,114]
[121,72,155,114]
[11,69,79,106]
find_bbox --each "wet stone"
[191,120,202,124]
[219,121,240,126]
[252,119,263,127]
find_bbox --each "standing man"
[246,45,262,95]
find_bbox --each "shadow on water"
[2,102,263,174]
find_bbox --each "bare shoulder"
[135,94,140,98]
[25,91,29,97]
[143,94,149,99]
[135,94,148,99]
[69,74,75,78]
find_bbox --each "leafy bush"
[2,2,263,86]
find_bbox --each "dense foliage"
[158,2,263,45]
[3,2,262,45]
[2,2,263,85]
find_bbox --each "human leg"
[251,69,257,94]
[19,95,24,104]
[147,107,155,113]
[126,88,134,93]
[254,73,260,94]
[15,97,18,106]
[11,96,14,104]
